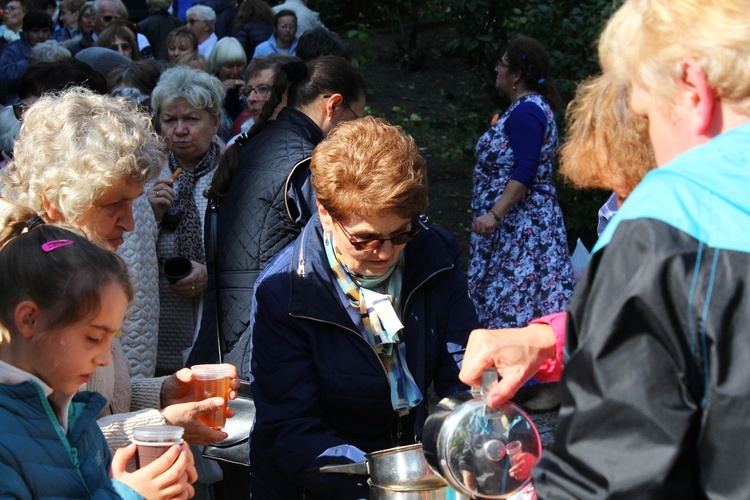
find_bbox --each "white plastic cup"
[132,425,184,469]
[191,364,233,428]
[506,440,523,467]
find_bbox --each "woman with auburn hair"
[560,74,656,204]
[248,117,478,498]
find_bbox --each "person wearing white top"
[187,4,217,59]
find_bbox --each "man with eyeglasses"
[252,9,298,58]
[92,0,121,35]
[227,54,296,145]
[186,4,217,59]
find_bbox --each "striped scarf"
[324,232,423,414]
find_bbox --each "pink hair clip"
[41,240,74,252]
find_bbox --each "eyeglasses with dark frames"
[101,14,120,22]
[334,219,422,251]
[187,18,205,25]
[239,84,271,100]
[343,102,361,119]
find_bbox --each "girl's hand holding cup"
[111,441,197,500]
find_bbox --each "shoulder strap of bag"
[208,196,226,362]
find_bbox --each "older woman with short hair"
[248,116,478,498]
[1,88,241,499]
[148,66,225,374]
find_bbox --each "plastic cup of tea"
[506,440,523,467]
[191,364,232,428]
[132,425,184,469]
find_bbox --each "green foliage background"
[312,0,626,250]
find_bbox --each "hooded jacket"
[534,122,750,498]
[248,213,479,498]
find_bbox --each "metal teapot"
[422,372,542,499]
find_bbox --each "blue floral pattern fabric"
[468,94,574,330]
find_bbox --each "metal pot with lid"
[422,372,542,499]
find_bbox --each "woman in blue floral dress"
[469,36,574,331]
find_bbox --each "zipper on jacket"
[296,224,310,277]
[29,381,94,496]
[401,264,453,318]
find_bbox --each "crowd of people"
[1,0,749,498]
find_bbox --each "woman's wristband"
[489,209,501,221]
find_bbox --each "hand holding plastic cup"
[132,425,184,469]
[191,364,232,429]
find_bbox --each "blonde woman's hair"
[559,74,656,200]
[311,117,428,221]
[207,36,246,76]
[599,0,750,114]
[1,87,164,222]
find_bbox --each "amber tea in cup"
[192,364,232,428]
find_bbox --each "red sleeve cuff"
[530,312,567,383]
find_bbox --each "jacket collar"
[271,107,324,146]
[287,214,454,327]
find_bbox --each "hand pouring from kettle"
[422,370,542,499]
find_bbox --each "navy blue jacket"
[248,214,479,499]
[0,35,30,105]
